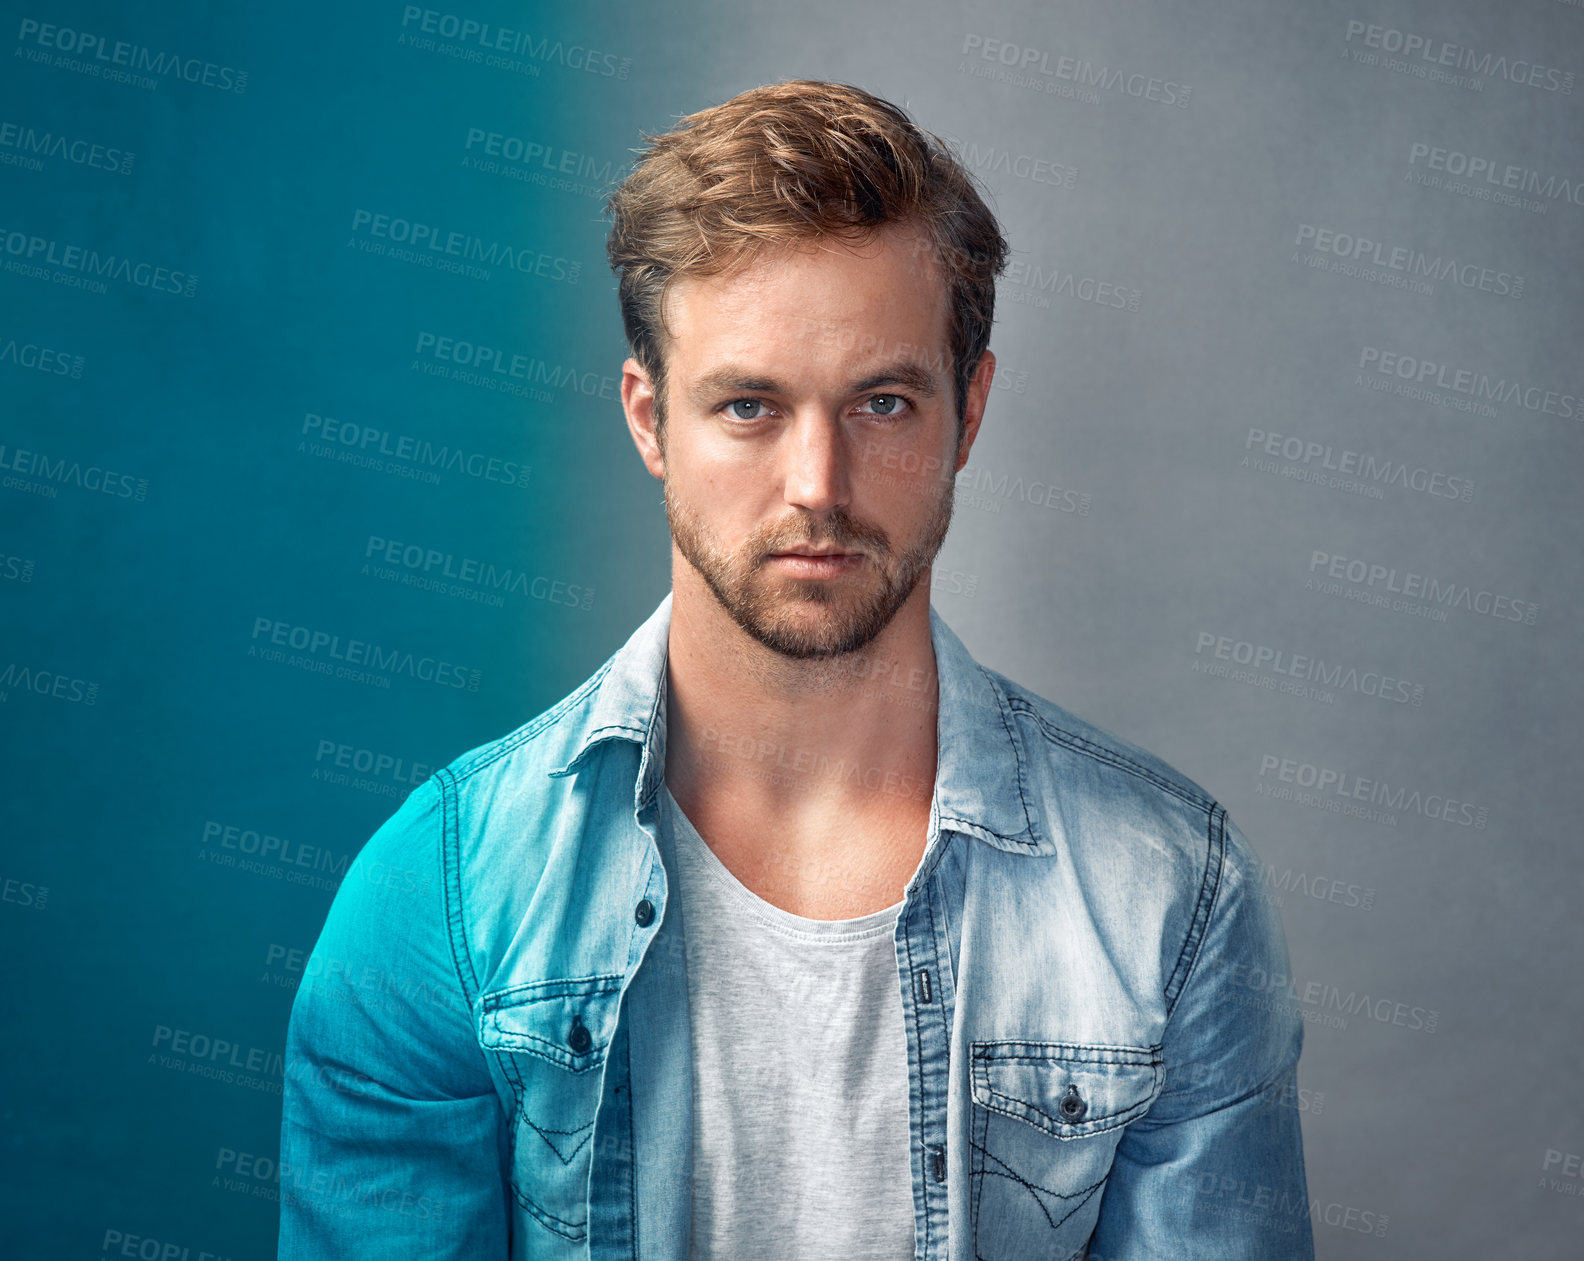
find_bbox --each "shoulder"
[442,656,615,792]
[332,648,619,917]
[992,663,1223,850]
[317,655,629,996]
[987,665,1273,974]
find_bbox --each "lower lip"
[767,553,865,577]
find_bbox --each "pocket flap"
[477,975,624,1072]
[970,1041,1163,1139]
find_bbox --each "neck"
[662,560,939,819]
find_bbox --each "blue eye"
[728,399,765,420]
[861,394,910,417]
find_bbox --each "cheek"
[854,432,955,505]
[673,463,772,544]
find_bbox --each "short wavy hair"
[605,80,1009,438]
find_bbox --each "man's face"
[626,222,992,660]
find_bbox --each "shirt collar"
[548,591,1054,856]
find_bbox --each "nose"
[780,410,852,514]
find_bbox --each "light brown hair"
[605,80,1009,438]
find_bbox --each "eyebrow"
[686,360,943,408]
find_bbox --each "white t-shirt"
[660,782,918,1260]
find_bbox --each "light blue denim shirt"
[279,592,1314,1260]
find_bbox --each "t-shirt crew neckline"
[659,781,903,941]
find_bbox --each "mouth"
[765,548,866,576]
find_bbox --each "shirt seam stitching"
[439,766,481,1010]
[1164,803,1227,1020]
[901,894,932,1258]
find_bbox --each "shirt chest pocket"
[969,1041,1164,1261]
[477,976,625,1244]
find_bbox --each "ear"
[621,357,666,480]
[954,349,996,472]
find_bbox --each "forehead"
[662,222,952,381]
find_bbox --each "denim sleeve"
[1086,811,1316,1261]
[278,776,510,1259]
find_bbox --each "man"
[279,81,1314,1260]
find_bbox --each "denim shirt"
[279,592,1314,1260]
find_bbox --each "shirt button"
[1059,1084,1086,1123]
[634,898,655,927]
[568,1016,592,1054]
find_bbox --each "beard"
[663,464,956,661]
